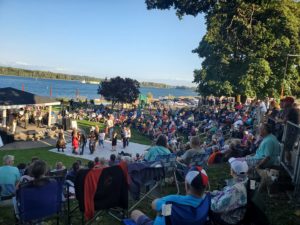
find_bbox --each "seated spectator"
[14,160,48,218]
[177,136,205,166]
[94,157,107,168]
[0,155,20,197]
[245,123,280,169]
[66,162,80,183]
[108,154,118,166]
[211,158,249,225]
[144,135,171,161]
[130,168,209,225]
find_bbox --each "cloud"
[15,61,31,66]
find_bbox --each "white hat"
[228,157,248,175]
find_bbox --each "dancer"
[111,131,117,151]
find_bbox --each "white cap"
[229,157,248,175]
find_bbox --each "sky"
[0,0,206,86]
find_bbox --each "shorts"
[136,215,154,225]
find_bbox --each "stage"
[49,140,150,161]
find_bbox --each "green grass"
[0,147,89,170]
[0,147,299,225]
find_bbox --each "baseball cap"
[228,157,248,175]
[186,166,209,189]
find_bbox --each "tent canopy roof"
[0,87,60,109]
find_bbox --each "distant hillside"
[0,66,191,89]
[0,66,101,82]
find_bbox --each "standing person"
[12,115,17,134]
[99,129,105,148]
[111,131,118,151]
[72,130,79,155]
[89,131,97,154]
[56,131,66,152]
[126,126,131,147]
[121,126,127,149]
[24,110,29,129]
[79,132,87,155]
[94,125,100,148]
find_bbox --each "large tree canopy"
[98,76,140,109]
[146,0,300,98]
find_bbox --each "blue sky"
[0,0,206,86]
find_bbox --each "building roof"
[0,87,60,109]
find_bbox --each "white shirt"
[99,133,105,140]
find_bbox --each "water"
[0,75,197,99]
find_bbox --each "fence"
[280,121,300,199]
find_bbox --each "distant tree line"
[0,66,193,89]
[0,66,101,82]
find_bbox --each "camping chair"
[123,194,211,225]
[189,153,209,169]
[16,177,64,225]
[128,162,165,212]
[165,193,211,225]
[73,165,128,225]
[155,153,180,194]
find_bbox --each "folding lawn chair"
[72,164,129,225]
[16,177,64,225]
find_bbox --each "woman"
[79,132,87,155]
[89,130,97,154]
[211,158,248,225]
[72,130,79,155]
[56,131,66,152]
[144,134,171,161]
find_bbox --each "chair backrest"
[17,178,63,223]
[155,154,177,175]
[75,165,128,216]
[189,154,209,168]
[165,194,211,225]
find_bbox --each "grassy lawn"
[77,120,152,145]
[0,147,299,224]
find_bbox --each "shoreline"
[0,74,196,90]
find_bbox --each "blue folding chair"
[165,193,211,225]
[16,178,63,224]
[155,154,180,194]
[123,194,211,225]
[189,153,209,169]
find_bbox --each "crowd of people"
[0,95,299,224]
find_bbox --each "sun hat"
[228,157,248,175]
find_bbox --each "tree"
[147,92,154,103]
[98,76,140,109]
[146,0,300,98]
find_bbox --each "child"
[111,131,117,151]
[99,129,105,148]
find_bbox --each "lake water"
[0,75,197,99]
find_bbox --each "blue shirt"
[254,134,280,167]
[144,146,170,162]
[0,165,20,196]
[153,194,205,225]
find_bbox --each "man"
[256,100,267,125]
[211,158,248,225]
[177,136,205,166]
[130,168,209,225]
[245,123,280,169]
[0,155,20,197]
